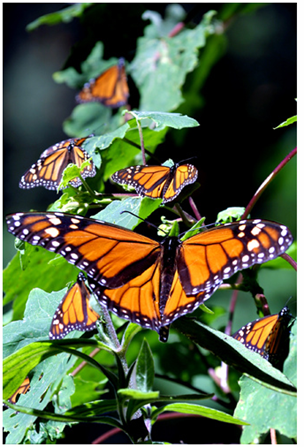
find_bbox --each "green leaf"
[126,110,199,129]
[102,125,167,180]
[57,163,86,190]
[173,318,296,393]
[3,287,82,359]
[216,207,246,223]
[120,323,143,352]
[3,339,115,400]
[152,403,249,426]
[70,377,108,408]
[274,115,297,129]
[91,197,162,230]
[26,3,92,31]
[136,339,155,393]
[4,400,123,427]
[64,398,117,417]
[234,321,297,443]
[129,11,217,111]
[118,388,159,400]
[3,340,77,444]
[53,41,117,90]
[3,244,78,320]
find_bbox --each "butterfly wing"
[162,271,218,325]
[233,313,279,357]
[8,377,31,404]
[232,306,294,368]
[162,164,198,203]
[19,137,95,190]
[112,163,198,203]
[76,59,129,108]
[6,212,161,290]
[49,273,100,339]
[88,261,162,335]
[111,165,171,200]
[178,219,293,297]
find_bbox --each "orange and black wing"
[76,58,129,108]
[6,212,161,290]
[49,272,100,339]
[178,219,293,297]
[162,164,198,203]
[87,261,162,335]
[232,306,294,368]
[7,377,31,404]
[111,163,198,203]
[19,137,96,190]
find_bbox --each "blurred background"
[3,3,296,263]
[3,4,297,444]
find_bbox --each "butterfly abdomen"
[159,237,180,314]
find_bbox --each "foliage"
[3,3,296,445]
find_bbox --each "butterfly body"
[19,137,96,190]
[6,212,293,340]
[233,306,294,369]
[76,58,129,108]
[111,163,198,203]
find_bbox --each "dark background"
[3,4,297,444]
[3,3,296,267]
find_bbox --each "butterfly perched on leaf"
[19,137,96,190]
[232,306,295,369]
[111,162,198,203]
[76,58,129,108]
[7,377,30,405]
[6,212,293,342]
[49,272,100,340]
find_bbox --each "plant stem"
[135,118,146,164]
[242,147,297,219]
[281,252,297,271]
[79,175,96,197]
[123,137,161,163]
[188,196,202,221]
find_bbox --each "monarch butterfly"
[19,137,96,190]
[232,306,295,369]
[76,58,129,108]
[111,163,198,203]
[7,377,31,404]
[6,212,293,341]
[49,272,100,339]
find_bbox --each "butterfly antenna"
[178,156,198,165]
[120,210,167,236]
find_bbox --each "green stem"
[135,118,146,164]
[78,175,96,197]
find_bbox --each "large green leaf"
[127,110,199,129]
[129,10,217,111]
[136,339,155,393]
[173,318,296,393]
[152,402,249,426]
[91,197,162,230]
[234,321,297,443]
[3,244,79,321]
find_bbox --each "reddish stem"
[168,22,185,37]
[242,147,297,219]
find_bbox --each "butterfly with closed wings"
[232,306,295,369]
[49,272,100,340]
[6,212,293,342]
